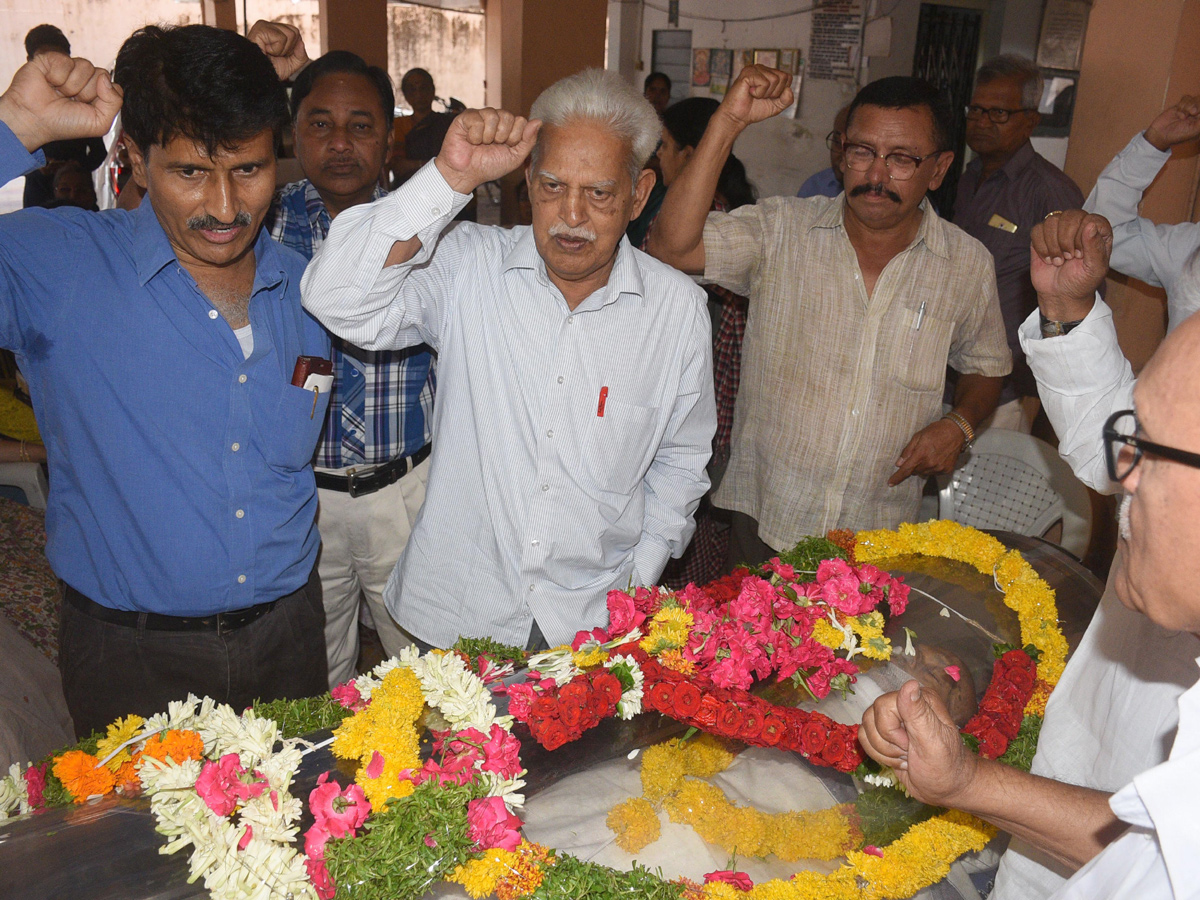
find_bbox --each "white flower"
[0,763,25,819]
[862,769,898,789]
[526,646,579,686]
[605,654,645,720]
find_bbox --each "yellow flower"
[657,649,697,676]
[811,618,845,650]
[449,849,520,898]
[640,606,695,653]
[332,666,424,813]
[572,646,608,669]
[606,797,661,852]
[849,611,891,661]
[96,714,145,769]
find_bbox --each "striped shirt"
[301,162,716,649]
[269,179,434,467]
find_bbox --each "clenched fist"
[0,52,123,153]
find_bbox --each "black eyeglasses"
[1103,409,1200,482]
[964,104,1036,124]
[825,130,843,150]
[840,141,944,181]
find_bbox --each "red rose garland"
[961,648,1038,759]
[524,669,621,751]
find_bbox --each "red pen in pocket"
[597,386,609,417]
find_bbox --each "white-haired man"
[303,69,716,651]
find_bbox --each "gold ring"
[1044,210,1063,219]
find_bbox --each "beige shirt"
[703,194,1010,549]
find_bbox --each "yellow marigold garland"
[606,797,661,853]
[332,665,424,812]
[640,606,694,654]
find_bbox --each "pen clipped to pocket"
[292,356,333,418]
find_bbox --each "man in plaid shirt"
[270,51,434,686]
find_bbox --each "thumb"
[896,679,952,738]
[515,119,541,156]
[1081,218,1113,277]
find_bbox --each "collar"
[810,194,950,260]
[968,140,1037,183]
[132,196,286,293]
[501,227,646,310]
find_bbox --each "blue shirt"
[796,166,843,199]
[0,124,329,615]
[269,180,434,466]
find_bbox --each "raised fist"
[247,20,309,82]
[435,108,540,195]
[716,65,794,132]
[0,52,123,153]
[1030,210,1113,323]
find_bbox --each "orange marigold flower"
[113,757,142,796]
[826,528,858,564]
[140,729,205,764]
[53,750,116,803]
[657,649,696,676]
[494,841,553,900]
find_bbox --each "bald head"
[1114,309,1200,634]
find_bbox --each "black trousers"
[59,567,327,739]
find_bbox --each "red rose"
[593,673,623,704]
[799,721,827,756]
[559,702,582,728]
[1000,649,1034,670]
[994,713,1022,740]
[718,703,745,734]
[695,695,722,728]
[673,682,704,717]
[640,660,664,681]
[977,726,1008,758]
[819,731,848,766]
[559,682,588,709]
[980,695,1013,716]
[647,681,675,711]
[760,714,785,746]
[539,720,570,751]
[587,690,613,719]
[1005,665,1035,692]
[531,695,560,720]
[578,710,599,731]
[738,709,764,740]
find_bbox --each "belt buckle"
[346,467,362,498]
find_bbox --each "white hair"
[976,55,1043,110]
[528,68,661,188]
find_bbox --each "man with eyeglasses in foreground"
[862,210,1200,900]
[951,55,1084,434]
[648,68,1010,567]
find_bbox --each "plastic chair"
[938,430,1092,559]
[0,462,48,509]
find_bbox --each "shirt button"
[237,575,246,584]
[238,374,247,384]
[546,429,554,438]
[236,509,245,518]
[541,483,549,492]
[431,206,441,215]
[557,376,564,384]
[208,309,219,320]
[852,409,860,416]
[231,442,240,452]
[528,584,535,592]
[566,316,574,325]
[531,539,540,547]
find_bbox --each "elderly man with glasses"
[951,55,1085,434]
[859,209,1200,900]
[649,68,1010,568]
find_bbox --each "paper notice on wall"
[1037,0,1090,70]
[809,0,864,83]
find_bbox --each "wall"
[625,0,1046,200]
[388,3,485,110]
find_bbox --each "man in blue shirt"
[0,22,330,736]
[270,51,434,686]
[796,104,849,199]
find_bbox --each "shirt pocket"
[581,399,660,497]
[892,304,954,393]
[263,383,330,471]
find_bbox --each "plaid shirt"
[269,180,434,468]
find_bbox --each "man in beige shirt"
[649,68,1010,560]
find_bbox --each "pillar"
[319,0,388,71]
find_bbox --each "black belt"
[64,585,277,634]
[314,443,431,498]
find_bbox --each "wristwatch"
[1039,312,1085,338]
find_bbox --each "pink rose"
[820,573,874,616]
[763,557,796,581]
[304,820,333,859]
[237,825,254,851]
[310,772,371,839]
[481,724,523,778]
[816,557,853,582]
[506,682,536,721]
[571,627,609,651]
[704,870,754,891]
[330,680,367,711]
[366,750,385,780]
[195,753,267,817]
[305,854,336,900]
[607,590,647,635]
[24,763,46,809]
[466,796,524,851]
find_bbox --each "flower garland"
[0,523,1067,900]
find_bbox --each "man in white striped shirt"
[302,69,716,651]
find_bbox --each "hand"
[247,20,309,81]
[714,65,794,133]
[435,108,540,194]
[888,418,967,486]
[1030,210,1112,322]
[0,52,122,153]
[859,680,978,807]
[1144,95,1200,151]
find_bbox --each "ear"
[927,150,955,192]
[126,140,150,191]
[679,144,695,168]
[629,168,657,221]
